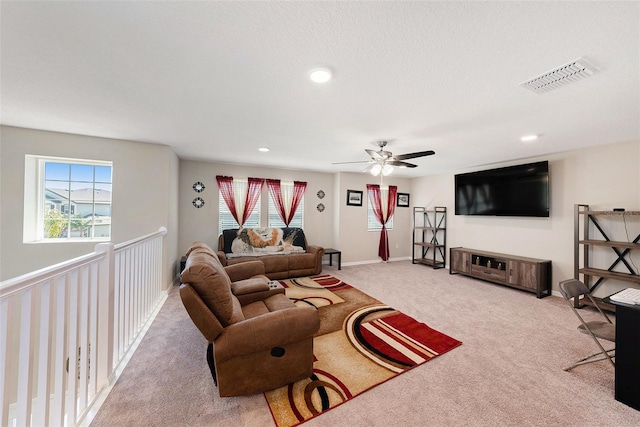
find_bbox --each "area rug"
[264,274,462,427]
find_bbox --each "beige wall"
[0,126,179,288]
[178,161,413,264]
[334,172,412,263]
[178,160,334,254]
[3,125,638,295]
[410,139,640,296]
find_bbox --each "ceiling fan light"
[370,164,382,176]
[382,164,394,176]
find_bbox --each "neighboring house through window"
[24,156,113,241]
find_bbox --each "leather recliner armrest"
[231,279,270,296]
[306,245,325,257]
[216,251,229,266]
[180,284,225,342]
[214,306,320,363]
[225,260,266,282]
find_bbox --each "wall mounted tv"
[455,160,549,217]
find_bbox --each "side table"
[323,248,342,270]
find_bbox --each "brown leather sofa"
[179,242,320,396]
[216,228,324,279]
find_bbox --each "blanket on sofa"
[222,227,307,258]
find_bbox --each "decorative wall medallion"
[316,203,325,212]
[192,197,205,208]
[317,190,325,199]
[193,182,205,192]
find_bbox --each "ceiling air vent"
[519,57,599,94]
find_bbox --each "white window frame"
[267,182,304,229]
[367,189,394,231]
[24,155,113,243]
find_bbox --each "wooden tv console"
[449,247,552,298]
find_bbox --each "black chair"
[558,279,615,371]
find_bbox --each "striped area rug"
[264,275,462,427]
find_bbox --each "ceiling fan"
[333,141,435,176]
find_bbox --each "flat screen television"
[455,160,549,217]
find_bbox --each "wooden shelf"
[414,242,445,248]
[577,295,617,312]
[579,210,640,216]
[414,258,445,268]
[579,267,640,284]
[579,240,640,249]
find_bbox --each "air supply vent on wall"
[519,57,599,94]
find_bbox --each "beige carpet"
[90,261,640,426]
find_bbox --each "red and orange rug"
[264,275,462,427]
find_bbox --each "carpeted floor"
[90,261,640,427]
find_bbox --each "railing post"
[95,243,115,388]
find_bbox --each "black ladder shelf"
[413,206,447,269]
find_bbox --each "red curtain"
[242,177,264,226]
[216,175,239,224]
[216,175,264,227]
[367,184,398,261]
[266,179,286,224]
[266,179,307,226]
[289,181,307,225]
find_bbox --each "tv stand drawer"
[471,265,506,282]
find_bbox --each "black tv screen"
[455,161,549,217]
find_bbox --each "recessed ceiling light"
[521,134,538,142]
[309,67,332,83]
[258,147,270,152]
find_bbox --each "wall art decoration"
[397,193,410,207]
[317,203,325,212]
[317,190,325,199]
[192,197,205,208]
[346,190,363,206]
[193,182,205,192]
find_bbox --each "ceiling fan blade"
[394,150,435,160]
[387,160,418,168]
[365,149,384,160]
[331,160,371,165]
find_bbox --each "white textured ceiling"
[1,1,639,177]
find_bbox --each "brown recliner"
[179,242,320,397]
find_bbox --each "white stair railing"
[0,227,168,427]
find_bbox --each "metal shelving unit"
[412,206,446,269]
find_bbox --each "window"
[35,157,112,240]
[218,180,261,234]
[367,189,394,231]
[267,183,304,228]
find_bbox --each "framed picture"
[397,193,410,207]
[346,190,363,206]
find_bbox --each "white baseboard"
[340,256,411,267]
